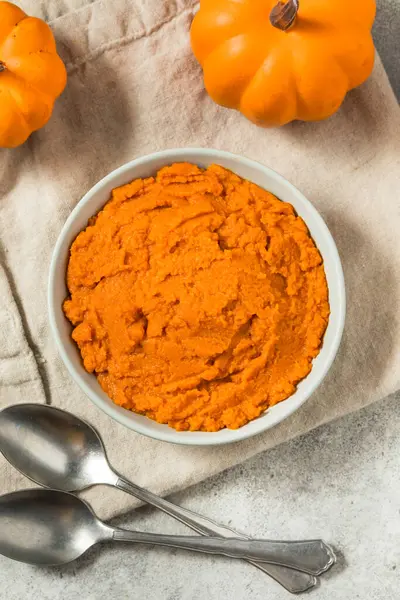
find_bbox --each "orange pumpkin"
[0,1,67,148]
[191,0,376,126]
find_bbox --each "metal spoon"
[0,405,334,591]
[0,488,334,573]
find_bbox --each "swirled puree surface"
[64,164,329,432]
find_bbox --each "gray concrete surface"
[373,0,400,98]
[1,2,399,598]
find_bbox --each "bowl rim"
[48,147,346,446]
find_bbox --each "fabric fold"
[0,262,46,492]
[0,264,46,404]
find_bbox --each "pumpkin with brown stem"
[0,1,67,148]
[191,0,376,126]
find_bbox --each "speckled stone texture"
[1,1,399,598]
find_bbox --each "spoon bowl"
[0,404,117,491]
[0,489,109,566]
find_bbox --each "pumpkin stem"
[270,0,299,31]
[0,61,6,72]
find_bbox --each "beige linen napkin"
[1,0,399,519]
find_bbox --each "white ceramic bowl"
[49,148,345,446]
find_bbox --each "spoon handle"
[115,477,321,592]
[111,528,334,575]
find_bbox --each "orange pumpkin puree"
[63,163,329,432]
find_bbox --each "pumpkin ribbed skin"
[0,1,67,147]
[191,0,376,126]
